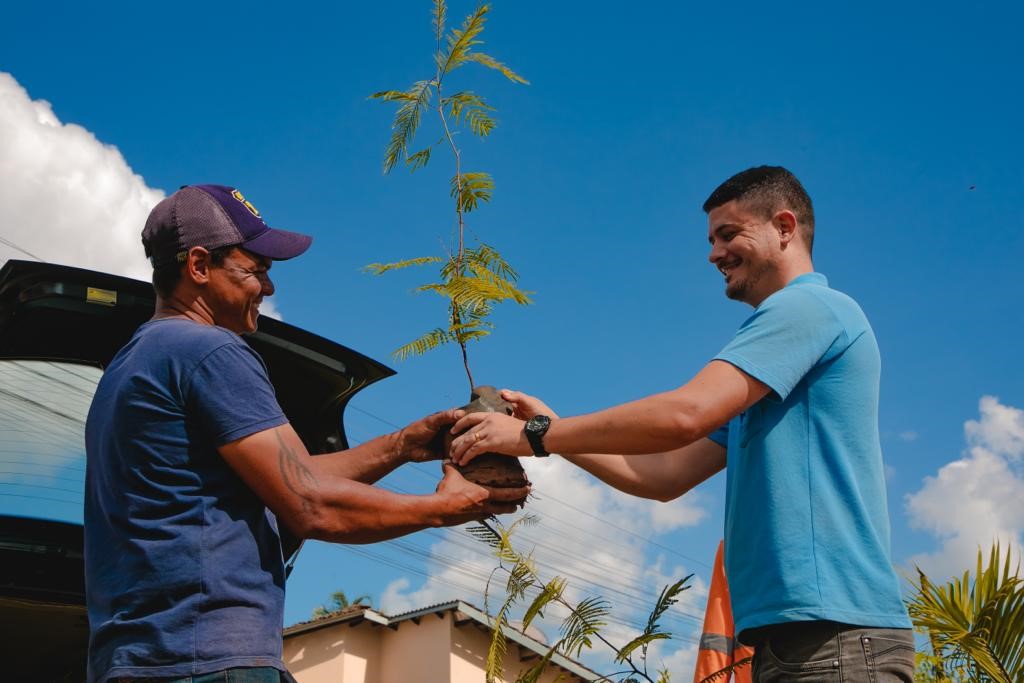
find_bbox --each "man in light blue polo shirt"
[449,167,914,681]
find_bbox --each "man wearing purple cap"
[84,185,528,683]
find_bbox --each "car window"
[0,360,101,525]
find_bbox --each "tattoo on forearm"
[276,429,317,514]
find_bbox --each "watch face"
[527,415,551,434]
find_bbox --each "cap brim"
[242,227,313,261]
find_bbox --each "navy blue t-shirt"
[84,318,289,683]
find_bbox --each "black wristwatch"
[524,415,552,457]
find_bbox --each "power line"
[0,234,45,262]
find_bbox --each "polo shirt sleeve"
[185,341,289,446]
[708,424,730,447]
[713,288,844,402]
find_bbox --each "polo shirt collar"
[788,272,828,287]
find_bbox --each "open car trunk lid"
[0,259,394,681]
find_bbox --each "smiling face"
[706,200,785,306]
[206,247,275,334]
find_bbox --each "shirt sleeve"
[707,424,730,447]
[713,288,845,401]
[185,341,288,446]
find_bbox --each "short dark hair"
[703,166,815,253]
[151,245,236,298]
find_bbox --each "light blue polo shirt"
[708,272,911,637]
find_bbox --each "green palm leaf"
[908,542,1024,681]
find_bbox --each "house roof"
[284,599,600,681]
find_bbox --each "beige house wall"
[450,618,573,683]
[379,612,451,682]
[284,618,382,683]
[284,608,589,683]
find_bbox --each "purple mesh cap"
[142,184,313,268]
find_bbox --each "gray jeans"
[747,621,915,682]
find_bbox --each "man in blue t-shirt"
[447,167,914,681]
[84,185,529,683]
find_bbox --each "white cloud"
[966,396,1024,461]
[0,71,284,319]
[906,396,1024,580]
[898,430,919,442]
[379,455,709,677]
[0,72,162,279]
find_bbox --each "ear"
[183,247,213,285]
[772,210,798,248]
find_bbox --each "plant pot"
[445,385,530,505]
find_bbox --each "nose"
[708,240,725,265]
[261,273,275,297]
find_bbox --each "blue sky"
[3,0,1023,673]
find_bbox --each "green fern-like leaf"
[467,107,497,137]
[516,645,559,683]
[373,79,434,174]
[432,0,446,42]
[466,261,532,304]
[444,91,492,122]
[364,255,443,275]
[393,327,453,361]
[406,147,433,171]
[522,577,566,629]
[561,596,609,658]
[465,51,529,84]
[698,657,753,683]
[440,3,490,76]
[616,577,691,663]
[450,171,494,212]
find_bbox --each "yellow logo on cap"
[231,189,261,218]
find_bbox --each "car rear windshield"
[0,360,101,525]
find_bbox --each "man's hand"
[500,389,559,420]
[449,410,533,465]
[395,408,465,463]
[434,462,529,523]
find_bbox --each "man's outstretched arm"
[219,423,528,544]
[312,409,462,484]
[488,389,727,502]
[449,360,769,461]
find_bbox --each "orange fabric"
[693,541,754,683]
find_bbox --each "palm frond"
[364,255,443,275]
[450,171,494,212]
[908,542,1024,682]
[393,327,453,361]
[375,79,434,174]
[465,51,529,84]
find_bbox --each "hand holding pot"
[450,409,535,465]
[395,408,466,463]
[498,389,560,421]
[435,462,529,523]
